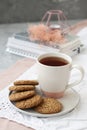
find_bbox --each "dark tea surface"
[39,56,68,66]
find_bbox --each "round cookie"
[34,98,63,114]
[15,95,43,109]
[9,90,35,101]
[9,85,35,92]
[14,80,39,85]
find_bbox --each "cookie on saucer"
[34,97,63,114]
[9,90,35,101]
[9,85,35,92]
[15,95,43,109]
[14,80,39,85]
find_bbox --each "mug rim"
[37,52,72,68]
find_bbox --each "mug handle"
[66,64,84,89]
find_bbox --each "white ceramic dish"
[9,88,80,118]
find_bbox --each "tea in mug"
[39,56,69,66]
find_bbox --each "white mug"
[37,52,84,98]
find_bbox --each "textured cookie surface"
[34,98,63,114]
[9,90,35,101]
[14,80,39,85]
[15,95,43,109]
[9,85,35,92]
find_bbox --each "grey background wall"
[0,0,87,23]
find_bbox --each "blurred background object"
[0,0,87,72]
[0,0,87,23]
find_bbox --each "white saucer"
[9,88,80,118]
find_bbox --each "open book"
[6,32,84,59]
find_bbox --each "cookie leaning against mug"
[9,85,35,92]
[34,97,63,114]
[9,90,35,101]
[15,95,43,109]
[14,80,39,85]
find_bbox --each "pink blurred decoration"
[28,10,69,44]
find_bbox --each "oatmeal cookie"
[34,98,63,114]
[15,95,43,109]
[9,90,35,101]
[14,80,39,85]
[9,85,35,92]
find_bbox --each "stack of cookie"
[9,80,63,114]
